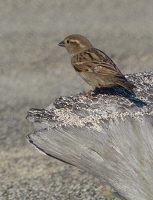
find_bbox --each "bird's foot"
[81,90,93,98]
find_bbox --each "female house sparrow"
[59,34,135,93]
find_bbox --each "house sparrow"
[58,34,135,93]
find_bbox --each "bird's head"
[58,34,93,55]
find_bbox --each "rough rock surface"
[27,71,153,200]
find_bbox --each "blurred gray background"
[0,0,153,199]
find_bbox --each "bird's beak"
[58,40,65,47]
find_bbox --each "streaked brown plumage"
[58,34,135,92]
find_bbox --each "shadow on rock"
[93,85,147,108]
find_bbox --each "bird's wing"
[73,61,124,78]
[73,63,94,73]
[93,48,123,75]
[72,48,124,77]
[93,61,126,79]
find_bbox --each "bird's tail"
[117,76,136,90]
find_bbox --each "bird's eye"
[67,40,70,43]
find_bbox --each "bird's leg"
[82,86,100,98]
[85,90,93,97]
[81,90,92,97]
